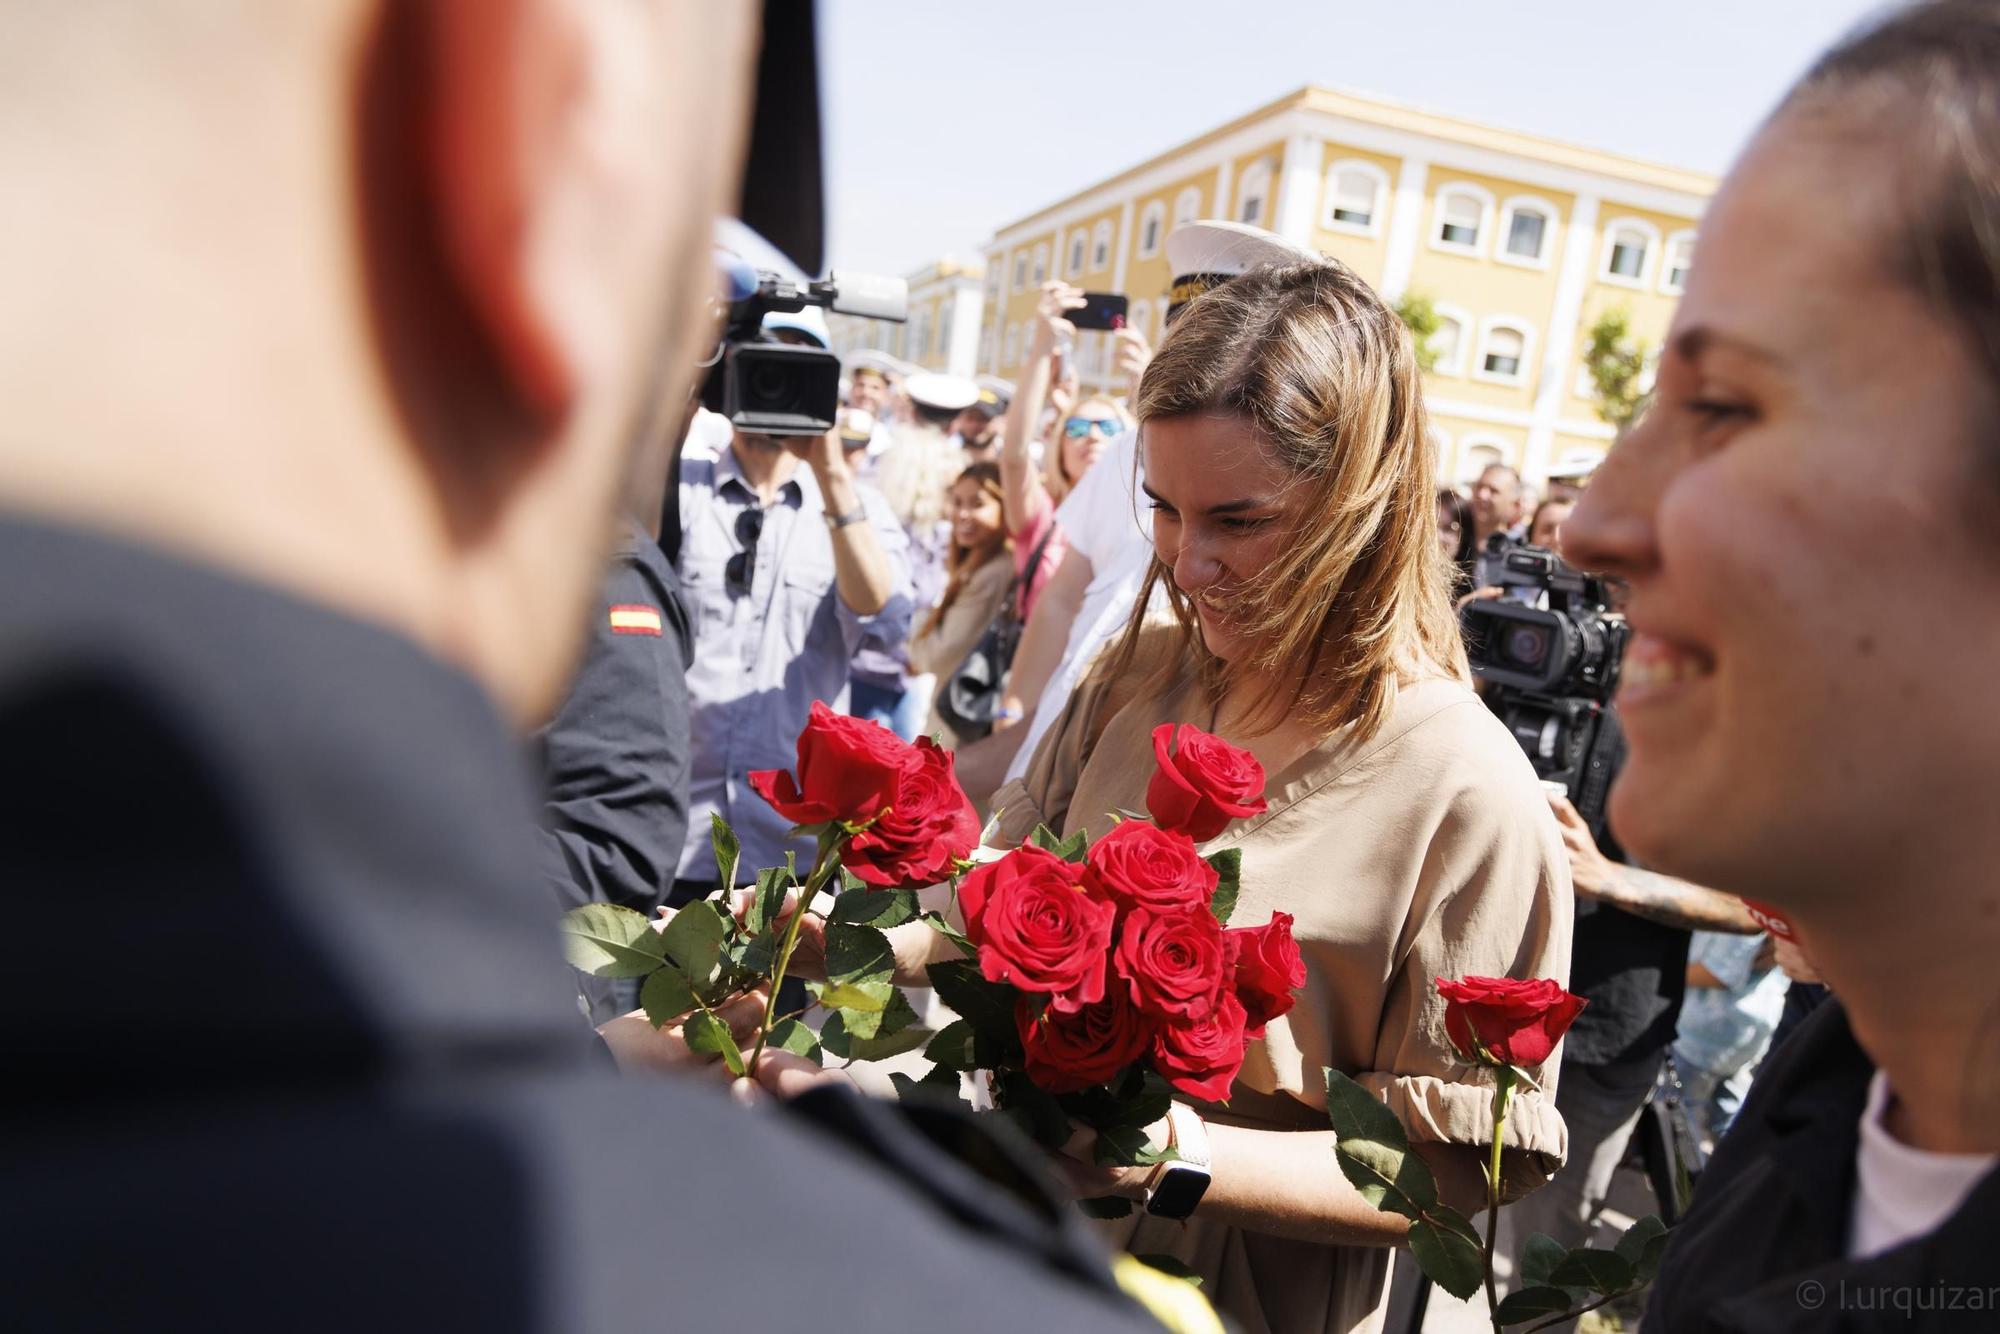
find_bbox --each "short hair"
[1479,462,1521,491]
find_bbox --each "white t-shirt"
[1004,429,1160,783]
[1847,1071,1997,1259]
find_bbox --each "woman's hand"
[597,986,770,1077]
[1030,281,1083,357]
[1046,1120,1168,1203]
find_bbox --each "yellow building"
[978,87,1714,485]
[827,256,987,378]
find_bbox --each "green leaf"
[823,1007,930,1062]
[808,978,894,1013]
[1205,848,1242,924]
[1076,1195,1133,1219]
[766,1016,823,1065]
[839,867,867,892]
[830,886,920,929]
[925,959,1018,1045]
[745,865,789,936]
[709,813,741,893]
[1615,1215,1670,1281]
[559,904,669,978]
[995,1071,1072,1149]
[888,1064,968,1109]
[1521,1233,1573,1291]
[1407,1217,1485,1301]
[1548,1248,1636,1295]
[658,900,728,986]
[638,968,697,1026]
[1131,1255,1203,1288]
[1028,823,1089,863]
[823,922,895,988]
[1323,1068,1438,1216]
[681,1009,745,1077]
[1495,1287,1578,1326]
[919,910,975,955]
[1092,1124,1178,1169]
[838,986,919,1043]
[924,1019,978,1071]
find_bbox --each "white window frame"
[1012,253,1028,293]
[1428,302,1473,378]
[1660,229,1696,294]
[1321,159,1390,237]
[1430,183,1495,258]
[1032,244,1048,285]
[1004,322,1020,367]
[1129,299,1153,343]
[1066,230,1088,278]
[1456,434,1513,485]
[1236,159,1274,228]
[1495,195,1557,270]
[1173,185,1203,229]
[1473,315,1536,387]
[1598,217,1661,289]
[1090,220,1113,271]
[1137,201,1167,258]
[979,325,995,368]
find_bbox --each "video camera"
[700,266,907,437]
[1462,544,1632,851]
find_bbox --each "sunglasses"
[1063,416,1119,440]
[725,508,765,598]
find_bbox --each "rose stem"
[1483,1066,1516,1332]
[748,826,842,1075]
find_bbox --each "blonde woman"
[907,463,1016,748]
[985,260,1572,1333]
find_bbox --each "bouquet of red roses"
[888,722,1305,1182]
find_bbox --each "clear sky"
[817,0,1890,278]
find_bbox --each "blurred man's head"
[1470,464,1523,539]
[848,366,890,415]
[0,1,763,724]
[951,406,1000,456]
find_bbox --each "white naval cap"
[971,375,1015,416]
[904,371,980,414]
[1163,219,1319,319]
[1545,449,1604,481]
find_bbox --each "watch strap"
[824,505,867,530]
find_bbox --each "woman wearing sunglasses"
[997,281,1134,626]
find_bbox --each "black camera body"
[1463,544,1632,852]
[700,269,906,436]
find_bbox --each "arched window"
[1031,244,1048,285]
[1174,185,1202,229]
[1476,318,1534,384]
[1236,159,1274,227]
[1323,160,1389,234]
[1091,220,1113,270]
[1012,252,1028,293]
[1067,230,1088,278]
[1662,230,1696,293]
[1600,218,1660,284]
[1457,437,1510,486]
[1429,304,1471,377]
[1138,202,1166,258]
[1433,184,1492,253]
[1497,196,1556,266]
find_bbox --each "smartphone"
[1067,291,1129,332]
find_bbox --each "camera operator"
[1469,461,1526,588]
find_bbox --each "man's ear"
[423,0,618,424]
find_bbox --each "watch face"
[1146,1164,1211,1220]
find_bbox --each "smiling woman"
[992,260,1573,1333]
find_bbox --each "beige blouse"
[908,555,1014,749]
[992,661,1573,1334]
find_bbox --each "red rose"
[842,738,979,889]
[1114,907,1226,1021]
[1083,819,1217,917]
[960,845,1115,1011]
[1224,912,1305,1038]
[1436,976,1588,1069]
[749,701,913,829]
[1150,988,1248,1102]
[1017,990,1153,1093]
[1146,724,1268,841]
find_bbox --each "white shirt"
[1847,1071,1997,1259]
[1004,429,1160,783]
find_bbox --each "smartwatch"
[1143,1102,1212,1219]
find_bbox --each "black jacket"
[1645,999,2000,1331]
[0,515,1157,1333]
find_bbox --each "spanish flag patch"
[608,604,663,636]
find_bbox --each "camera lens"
[748,362,791,407]
[1505,625,1550,668]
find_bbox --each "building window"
[1091,220,1113,270]
[1476,319,1532,383]
[1433,185,1492,253]
[1662,230,1695,293]
[1429,305,1470,376]
[1600,219,1659,285]
[1129,299,1152,344]
[1174,185,1202,229]
[1138,202,1166,258]
[1497,196,1555,266]
[1004,322,1020,367]
[1323,161,1387,234]
[1012,253,1027,292]
[1236,159,1273,227]
[1456,437,1510,487]
[979,326,995,369]
[1067,231,1087,278]
[1032,244,1048,285]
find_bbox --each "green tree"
[1394,291,1443,373]
[1583,306,1650,429]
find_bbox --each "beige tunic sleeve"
[907,556,1014,680]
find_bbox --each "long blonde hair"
[1105,259,1467,741]
[1045,394,1129,506]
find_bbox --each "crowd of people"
[7,1,1997,1332]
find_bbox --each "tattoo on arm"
[1604,867,1761,934]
